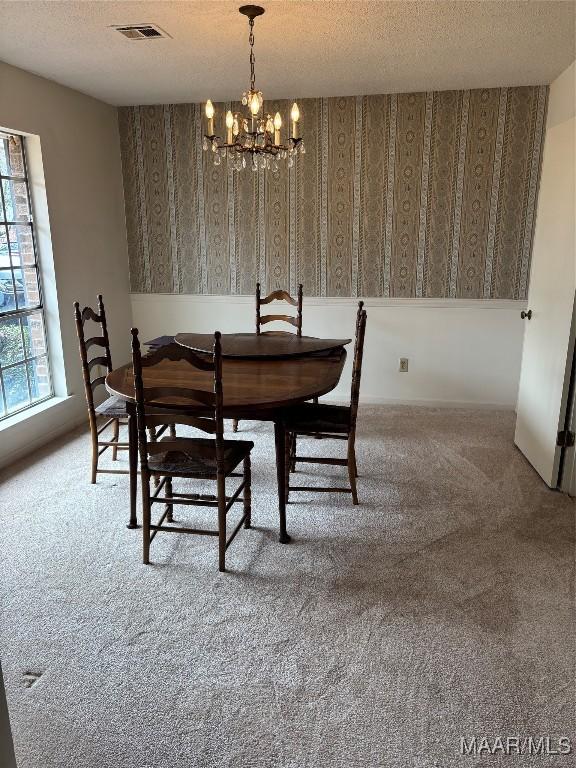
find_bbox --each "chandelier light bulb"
[274,112,282,130]
[250,93,261,116]
[226,110,234,144]
[205,99,215,136]
[206,99,214,136]
[291,102,300,140]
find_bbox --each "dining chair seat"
[95,395,184,422]
[284,403,351,435]
[148,436,254,478]
[95,395,128,419]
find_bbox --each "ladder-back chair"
[131,330,254,572]
[256,282,303,336]
[284,301,367,505]
[74,295,129,483]
[232,282,304,432]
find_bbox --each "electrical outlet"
[399,358,409,372]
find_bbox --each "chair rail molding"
[130,293,527,310]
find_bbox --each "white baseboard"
[320,393,514,410]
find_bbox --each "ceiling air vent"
[112,24,169,40]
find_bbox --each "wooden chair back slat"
[349,301,367,429]
[259,314,300,328]
[140,342,215,372]
[131,329,225,473]
[256,282,303,337]
[74,295,114,412]
[258,289,298,307]
[81,306,102,323]
[143,385,216,407]
[254,330,295,337]
[91,375,107,390]
[87,355,109,372]
[84,336,107,352]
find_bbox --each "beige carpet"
[0,406,574,768]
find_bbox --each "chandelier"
[203,5,304,171]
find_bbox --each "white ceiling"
[0,1,574,106]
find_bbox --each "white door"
[514,63,576,487]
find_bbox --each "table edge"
[105,348,348,413]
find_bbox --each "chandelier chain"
[249,18,256,92]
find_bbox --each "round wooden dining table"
[105,333,349,542]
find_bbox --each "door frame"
[559,292,576,495]
[0,661,17,768]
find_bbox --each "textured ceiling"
[0,1,574,106]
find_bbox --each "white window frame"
[0,128,69,430]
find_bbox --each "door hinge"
[557,430,575,448]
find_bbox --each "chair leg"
[232,419,239,433]
[243,455,251,528]
[352,450,359,478]
[111,418,119,461]
[284,431,291,503]
[127,408,138,529]
[347,448,359,505]
[217,471,227,572]
[166,476,173,522]
[142,471,151,564]
[89,419,98,484]
[148,426,160,488]
[311,398,323,439]
[289,433,297,473]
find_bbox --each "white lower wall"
[131,294,527,408]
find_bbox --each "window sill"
[0,395,76,432]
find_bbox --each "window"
[0,133,52,419]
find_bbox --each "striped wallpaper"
[118,85,547,299]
